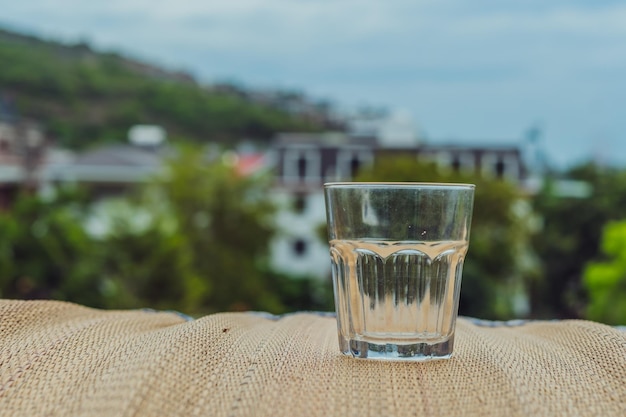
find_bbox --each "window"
[297,156,307,179]
[293,194,306,213]
[495,158,505,178]
[337,149,373,180]
[293,239,307,257]
[350,156,361,178]
[451,155,461,172]
[283,148,321,184]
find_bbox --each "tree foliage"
[0,28,332,149]
[148,146,283,313]
[93,198,204,311]
[583,220,626,324]
[532,163,626,318]
[0,146,330,315]
[0,187,106,306]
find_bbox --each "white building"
[266,130,527,281]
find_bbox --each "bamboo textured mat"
[0,300,624,417]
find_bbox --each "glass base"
[340,335,454,361]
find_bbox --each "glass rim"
[323,181,475,189]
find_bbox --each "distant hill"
[0,26,342,149]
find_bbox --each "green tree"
[93,147,331,314]
[88,146,286,314]
[146,145,284,313]
[0,29,331,150]
[582,220,626,324]
[532,162,626,318]
[0,187,105,306]
[355,156,538,319]
[93,198,206,312]
[0,147,329,315]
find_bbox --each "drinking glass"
[324,182,475,361]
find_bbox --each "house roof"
[73,145,165,167]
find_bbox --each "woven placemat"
[0,300,624,417]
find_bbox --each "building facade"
[268,132,527,280]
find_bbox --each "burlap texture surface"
[0,300,624,417]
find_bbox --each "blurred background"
[0,1,625,323]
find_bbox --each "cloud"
[2,0,626,166]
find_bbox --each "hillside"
[0,27,341,149]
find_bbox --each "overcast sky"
[2,0,626,168]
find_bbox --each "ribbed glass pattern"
[330,240,467,345]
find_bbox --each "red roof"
[236,153,266,176]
